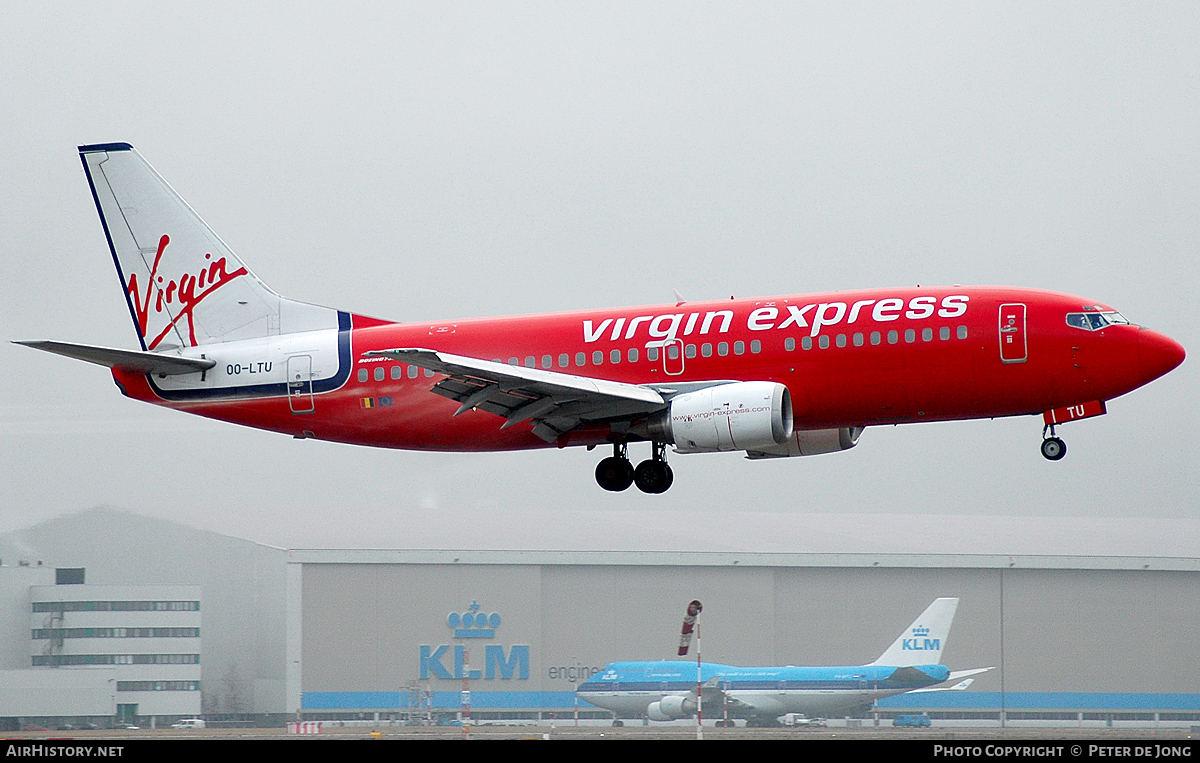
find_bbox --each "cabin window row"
[358,365,436,382]
[783,325,969,351]
[355,327,966,383]
[497,341,767,370]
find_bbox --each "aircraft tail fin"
[79,143,342,351]
[870,597,959,667]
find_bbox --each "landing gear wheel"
[634,460,673,493]
[596,456,634,491]
[1040,437,1066,461]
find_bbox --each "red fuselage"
[111,286,1184,452]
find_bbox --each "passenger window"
[685,344,697,358]
[542,355,553,369]
[905,329,915,343]
[853,333,863,347]
[628,348,638,362]
[424,368,434,377]
[610,349,621,364]
[357,368,368,382]
[525,356,535,368]
[667,344,680,360]
[940,327,950,340]
[717,342,729,357]
[647,347,660,361]
[750,340,761,354]
[783,338,794,352]
[957,325,968,339]
[408,365,418,379]
[374,367,385,381]
[801,337,812,350]
[922,328,933,342]
[508,357,518,366]
[870,331,881,346]
[734,341,745,355]
[703,342,714,357]
[558,354,569,368]
[818,335,829,349]
[391,366,402,379]
[888,330,899,344]
[835,334,846,348]
[593,351,603,365]
[576,352,586,367]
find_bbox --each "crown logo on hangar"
[447,600,502,639]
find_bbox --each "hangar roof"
[288,511,1200,570]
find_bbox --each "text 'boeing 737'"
[16,144,1185,493]
[577,598,990,724]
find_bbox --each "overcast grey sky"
[1,2,1196,549]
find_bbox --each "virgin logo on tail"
[126,234,247,349]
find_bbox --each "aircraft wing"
[365,348,668,442]
[15,340,216,377]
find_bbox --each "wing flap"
[366,348,666,441]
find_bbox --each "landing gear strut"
[634,442,674,494]
[595,443,634,491]
[1040,424,1066,461]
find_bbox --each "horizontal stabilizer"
[910,677,976,693]
[15,340,216,377]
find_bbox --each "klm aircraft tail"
[870,597,959,667]
[78,143,341,352]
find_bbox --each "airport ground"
[6,724,1198,742]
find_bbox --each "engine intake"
[651,381,793,454]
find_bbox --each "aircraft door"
[998,303,1028,364]
[287,355,315,414]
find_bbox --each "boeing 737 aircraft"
[576,597,989,723]
[17,144,1185,493]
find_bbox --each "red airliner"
[17,144,1186,493]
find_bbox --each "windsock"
[677,600,703,656]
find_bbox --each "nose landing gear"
[1040,424,1066,461]
[594,442,674,493]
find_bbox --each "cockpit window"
[1066,311,1131,331]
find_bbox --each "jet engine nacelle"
[744,426,864,459]
[646,694,695,721]
[652,381,793,453]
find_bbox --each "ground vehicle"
[893,713,931,728]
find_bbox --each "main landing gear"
[595,442,674,494]
[1040,424,1066,461]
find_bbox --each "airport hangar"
[3,508,1200,726]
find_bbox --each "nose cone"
[1139,329,1186,384]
